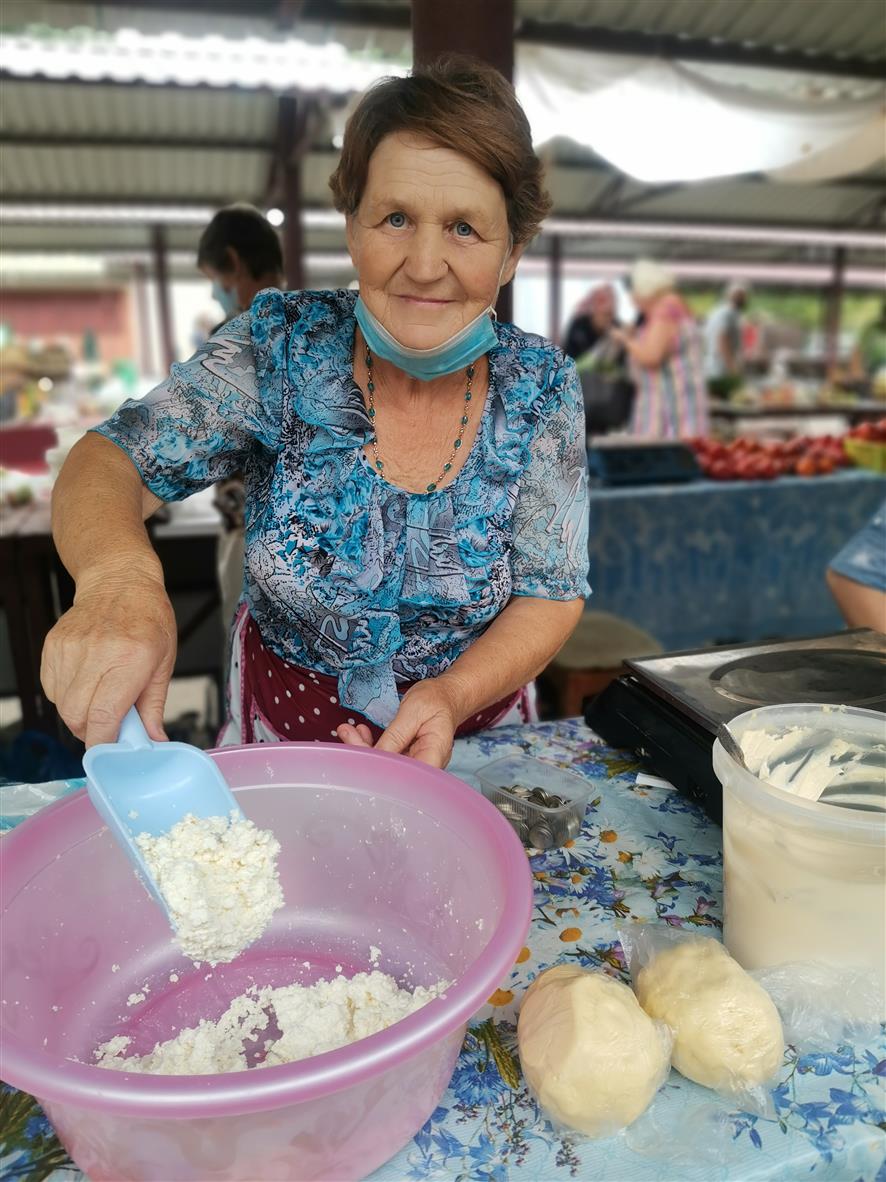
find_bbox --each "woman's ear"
[224,245,243,279]
[500,240,527,287]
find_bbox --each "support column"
[151,224,174,371]
[411,0,516,322]
[133,261,154,375]
[824,245,847,370]
[267,93,310,291]
[548,233,562,343]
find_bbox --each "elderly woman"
[611,259,709,439]
[41,59,589,768]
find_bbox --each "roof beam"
[0,132,274,151]
[11,3,886,81]
[517,20,886,80]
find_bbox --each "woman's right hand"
[41,567,177,748]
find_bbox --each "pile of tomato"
[688,419,886,481]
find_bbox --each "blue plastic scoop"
[83,707,244,912]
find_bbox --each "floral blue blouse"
[95,289,590,725]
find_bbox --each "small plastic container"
[477,755,592,850]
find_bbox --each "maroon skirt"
[238,612,523,744]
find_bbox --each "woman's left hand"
[336,680,460,768]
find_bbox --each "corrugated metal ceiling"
[5,0,885,62]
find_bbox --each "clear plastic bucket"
[0,743,532,1181]
[712,704,886,1017]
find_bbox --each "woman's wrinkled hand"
[40,571,177,748]
[336,679,462,768]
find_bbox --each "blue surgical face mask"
[353,242,512,381]
[354,297,499,380]
[211,280,240,320]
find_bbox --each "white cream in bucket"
[712,704,886,1019]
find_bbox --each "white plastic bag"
[618,925,784,1115]
[516,965,673,1140]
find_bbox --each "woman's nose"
[404,228,448,284]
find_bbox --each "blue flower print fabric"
[94,289,590,725]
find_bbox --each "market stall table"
[0,491,223,738]
[2,719,883,1182]
[587,468,886,652]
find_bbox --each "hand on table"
[336,679,461,769]
[40,570,177,748]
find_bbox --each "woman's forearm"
[437,595,584,723]
[52,433,165,588]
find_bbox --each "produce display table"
[587,468,886,651]
[2,719,883,1182]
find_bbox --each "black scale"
[584,628,886,824]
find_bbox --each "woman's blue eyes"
[383,213,475,238]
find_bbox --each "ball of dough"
[635,938,784,1092]
[517,965,671,1138]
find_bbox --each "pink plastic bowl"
[0,743,532,1181]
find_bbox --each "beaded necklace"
[363,346,474,493]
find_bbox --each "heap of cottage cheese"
[94,971,447,1075]
[136,812,283,965]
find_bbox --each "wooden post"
[548,233,562,343]
[411,0,516,323]
[283,154,305,291]
[824,245,847,369]
[133,261,155,375]
[267,93,310,291]
[151,224,175,371]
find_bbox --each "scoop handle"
[118,706,152,750]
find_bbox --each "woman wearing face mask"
[197,204,285,328]
[41,59,590,768]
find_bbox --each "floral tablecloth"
[2,719,884,1182]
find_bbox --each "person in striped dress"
[611,259,709,439]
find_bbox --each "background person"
[705,280,749,399]
[610,259,709,439]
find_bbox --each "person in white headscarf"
[610,260,709,439]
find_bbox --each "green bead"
[444,463,452,472]
[426,482,437,492]
[467,365,475,378]
[461,415,469,425]
[376,459,384,469]
[367,381,374,392]
[465,391,472,401]
[454,438,462,449]
[368,407,375,417]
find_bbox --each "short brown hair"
[197,204,283,279]
[329,57,551,245]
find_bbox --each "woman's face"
[589,287,615,330]
[346,132,522,350]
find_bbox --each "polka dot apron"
[217,605,535,747]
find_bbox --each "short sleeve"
[510,356,590,600]
[91,311,282,502]
[828,500,886,593]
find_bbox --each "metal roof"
[4,0,885,70]
[0,1,883,275]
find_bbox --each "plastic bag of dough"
[516,965,673,1140]
[751,961,884,1049]
[618,926,784,1111]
